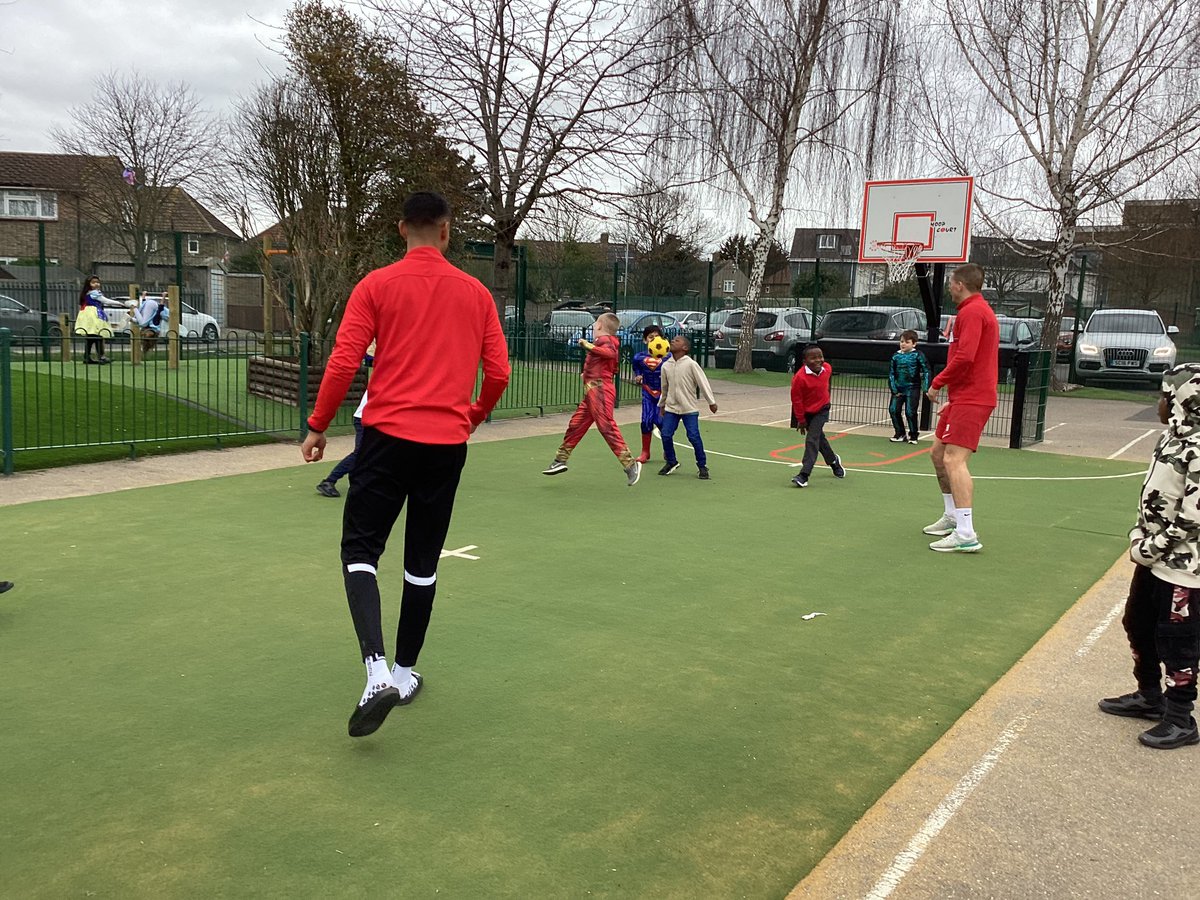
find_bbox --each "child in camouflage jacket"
[1099,363,1200,749]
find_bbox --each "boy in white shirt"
[657,334,718,479]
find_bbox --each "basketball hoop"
[872,240,925,283]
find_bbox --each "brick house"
[0,151,241,318]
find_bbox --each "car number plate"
[1112,359,1139,367]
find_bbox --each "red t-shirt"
[790,362,833,416]
[931,293,999,407]
[582,334,621,382]
[307,246,511,444]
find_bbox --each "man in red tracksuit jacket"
[923,262,999,554]
[301,192,510,737]
[788,344,846,488]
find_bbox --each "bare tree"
[51,71,219,284]
[365,0,681,305]
[921,0,1200,371]
[224,1,478,353]
[658,0,903,372]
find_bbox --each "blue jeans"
[660,411,706,467]
[326,416,364,484]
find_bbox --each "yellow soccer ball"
[647,335,670,358]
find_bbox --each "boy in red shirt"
[542,312,641,485]
[923,263,999,553]
[789,344,846,488]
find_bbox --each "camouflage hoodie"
[1130,363,1200,587]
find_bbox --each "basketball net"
[872,240,925,283]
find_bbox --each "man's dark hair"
[402,192,451,228]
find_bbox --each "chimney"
[599,232,609,244]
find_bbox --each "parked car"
[1074,309,1177,385]
[1005,316,1043,343]
[1056,316,1077,362]
[574,310,686,359]
[0,294,63,338]
[109,294,221,341]
[816,305,927,342]
[998,318,1040,383]
[543,309,596,359]
[666,309,727,338]
[713,307,819,372]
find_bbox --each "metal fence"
[0,321,1045,474]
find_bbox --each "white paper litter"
[801,612,826,620]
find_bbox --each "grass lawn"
[0,422,1142,898]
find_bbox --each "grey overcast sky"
[0,0,341,155]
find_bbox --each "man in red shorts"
[923,262,998,553]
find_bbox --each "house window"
[187,237,200,255]
[1,190,57,220]
[722,279,736,293]
[817,234,837,250]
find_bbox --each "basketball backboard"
[858,177,974,264]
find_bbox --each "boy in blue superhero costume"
[631,325,667,463]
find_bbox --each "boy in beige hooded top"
[1100,363,1200,749]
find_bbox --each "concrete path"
[1,380,1183,899]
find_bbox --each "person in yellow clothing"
[75,275,113,364]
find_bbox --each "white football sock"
[391,663,415,694]
[360,654,395,707]
[942,493,956,517]
[955,507,975,540]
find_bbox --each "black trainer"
[316,481,340,498]
[0,581,12,594]
[831,456,846,479]
[348,685,400,737]
[889,435,906,442]
[542,460,568,475]
[1138,717,1200,750]
[1098,691,1165,720]
[791,472,809,488]
[697,466,710,480]
[659,461,680,476]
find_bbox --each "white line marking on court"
[864,713,1034,900]
[1075,599,1126,658]
[1043,422,1068,433]
[440,545,480,560]
[1108,429,1158,459]
[671,441,796,465]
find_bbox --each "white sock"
[942,493,956,517]
[955,507,975,540]
[361,654,395,706]
[391,662,414,693]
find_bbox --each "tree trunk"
[734,217,782,373]
[491,223,518,310]
[1040,226,1076,391]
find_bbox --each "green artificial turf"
[0,422,1142,898]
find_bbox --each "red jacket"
[307,246,511,444]
[791,362,833,416]
[931,293,998,407]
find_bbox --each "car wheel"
[202,324,219,342]
[47,323,63,339]
[786,348,800,374]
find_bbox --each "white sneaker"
[625,461,642,486]
[929,533,983,553]
[922,513,956,536]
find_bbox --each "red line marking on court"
[770,439,931,467]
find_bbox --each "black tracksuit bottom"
[340,426,467,667]
[1123,564,1200,725]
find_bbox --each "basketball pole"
[914,260,944,345]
